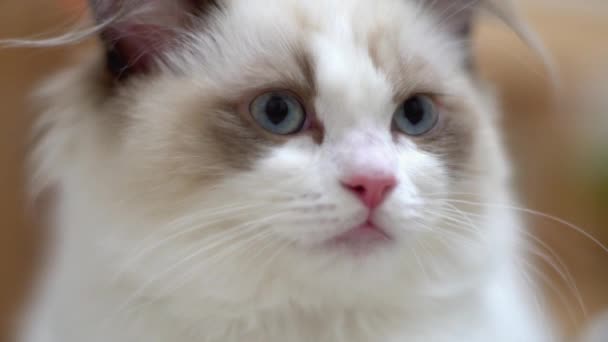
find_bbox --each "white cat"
[19,0,557,341]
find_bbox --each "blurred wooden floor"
[1,1,607,341]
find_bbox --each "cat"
[17,0,557,341]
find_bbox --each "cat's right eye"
[249,92,307,135]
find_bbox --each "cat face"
[39,0,515,307]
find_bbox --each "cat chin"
[165,235,479,308]
[128,239,493,320]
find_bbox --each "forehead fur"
[170,0,467,92]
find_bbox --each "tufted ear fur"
[89,0,219,78]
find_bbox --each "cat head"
[37,0,527,309]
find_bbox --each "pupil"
[265,96,289,125]
[404,98,424,125]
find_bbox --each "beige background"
[1,1,607,341]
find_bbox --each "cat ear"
[425,0,552,72]
[426,0,523,36]
[89,0,218,78]
[426,0,540,45]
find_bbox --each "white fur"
[20,0,555,341]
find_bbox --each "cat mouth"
[326,221,393,251]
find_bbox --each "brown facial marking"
[292,47,323,144]
[190,47,319,171]
[363,22,475,177]
[205,105,271,171]
[414,98,478,175]
[117,5,322,179]
[294,47,317,101]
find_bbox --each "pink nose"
[341,174,397,209]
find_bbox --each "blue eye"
[393,95,439,136]
[250,92,306,135]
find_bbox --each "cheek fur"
[374,147,449,234]
[411,98,480,175]
[248,143,365,245]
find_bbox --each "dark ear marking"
[89,0,220,79]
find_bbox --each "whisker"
[106,215,287,322]
[411,239,433,283]
[113,202,269,280]
[425,208,480,236]
[522,233,587,318]
[411,216,479,248]
[514,260,549,329]
[433,203,587,318]
[154,214,287,280]
[517,258,580,327]
[422,196,608,254]
[161,229,277,296]
[524,245,587,319]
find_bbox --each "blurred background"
[0,0,607,341]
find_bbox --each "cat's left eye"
[250,92,307,135]
[393,95,439,136]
